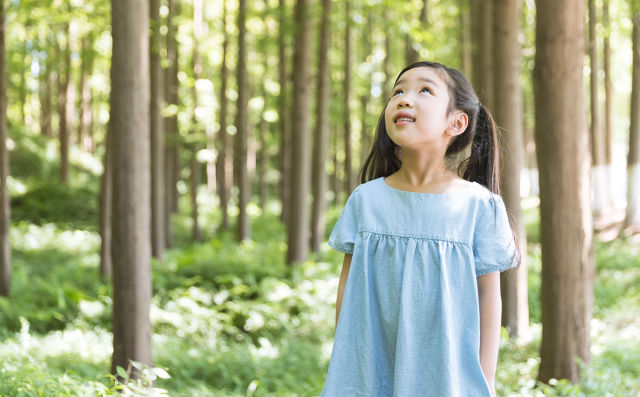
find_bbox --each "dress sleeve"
[473,194,520,277]
[328,187,360,254]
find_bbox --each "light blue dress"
[320,177,519,397]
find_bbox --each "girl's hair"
[359,61,500,195]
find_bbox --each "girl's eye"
[420,87,432,94]
[392,89,403,96]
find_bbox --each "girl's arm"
[477,271,501,397]
[335,253,353,332]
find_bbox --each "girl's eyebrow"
[393,77,439,89]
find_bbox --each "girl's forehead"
[395,67,447,88]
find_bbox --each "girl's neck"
[386,149,465,193]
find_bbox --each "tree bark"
[235,0,250,241]
[494,0,529,339]
[459,0,472,79]
[39,45,53,137]
[191,0,203,243]
[602,1,613,184]
[164,0,179,248]
[216,0,231,231]
[405,0,427,65]
[343,0,353,196]
[471,0,494,110]
[627,11,640,228]
[311,0,331,253]
[286,0,312,264]
[78,36,94,152]
[110,0,152,375]
[534,0,594,383]
[0,0,10,297]
[58,22,71,184]
[589,0,608,216]
[150,0,165,258]
[278,0,291,227]
[99,120,112,279]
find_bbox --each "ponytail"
[459,103,500,194]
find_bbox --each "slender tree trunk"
[191,0,202,243]
[382,7,392,104]
[164,0,179,247]
[150,0,165,258]
[39,48,52,137]
[359,11,372,167]
[589,0,608,216]
[627,11,640,228]
[236,0,250,241]
[258,115,268,211]
[0,0,10,297]
[494,0,529,338]
[603,1,613,190]
[19,41,26,124]
[110,0,152,375]
[471,0,494,110]
[332,124,340,205]
[286,0,312,264]
[343,0,353,195]
[78,36,94,152]
[278,0,291,226]
[460,0,472,80]
[405,0,427,65]
[99,121,112,279]
[534,0,594,383]
[311,0,331,253]
[216,0,230,231]
[58,23,71,184]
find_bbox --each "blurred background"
[0,0,638,395]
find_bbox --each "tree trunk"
[39,44,53,137]
[382,7,392,105]
[534,0,594,383]
[332,124,340,205]
[589,0,608,216]
[343,0,353,195]
[78,36,94,152]
[150,0,165,258]
[19,41,26,124]
[110,0,152,375]
[405,0,427,65]
[471,0,494,110]
[258,115,268,211]
[278,0,291,226]
[235,0,250,241]
[58,23,71,184]
[216,0,230,231]
[191,0,202,243]
[99,120,113,279]
[311,0,331,253]
[494,0,529,339]
[459,0,472,80]
[602,1,613,189]
[164,0,179,247]
[286,0,312,264]
[0,0,10,297]
[359,11,373,167]
[627,11,640,228]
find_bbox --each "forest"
[0,0,639,395]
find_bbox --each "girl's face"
[384,67,462,152]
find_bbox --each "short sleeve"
[473,194,520,277]
[328,187,360,254]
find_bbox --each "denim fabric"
[320,177,518,397]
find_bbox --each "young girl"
[320,61,520,397]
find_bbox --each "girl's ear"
[447,111,468,137]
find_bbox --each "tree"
[286,0,312,264]
[0,0,10,297]
[216,0,231,231]
[459,0,472,80]
[494,0,529,338]
[78,35,95,152]
[534,0,594,383]
[343,0,352,195]
[164,0,179,248]
[311,0,331,253]
[58,21,71,183]
[235,0,250,241]
[190,0,203,243]
[110,0,152,375]
[627,9,640,228]
[471,0,494,110]
[405,0,427,65]
[589,0,609,216]
[150,0,165,258]
[602,0,613,178]
[99,122,112,279]
[278,0,291,226]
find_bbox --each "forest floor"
[0,132,639,396]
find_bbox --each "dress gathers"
[320,177,518,397]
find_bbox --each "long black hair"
[359,61,500,195]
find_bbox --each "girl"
[320,61,520,397]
